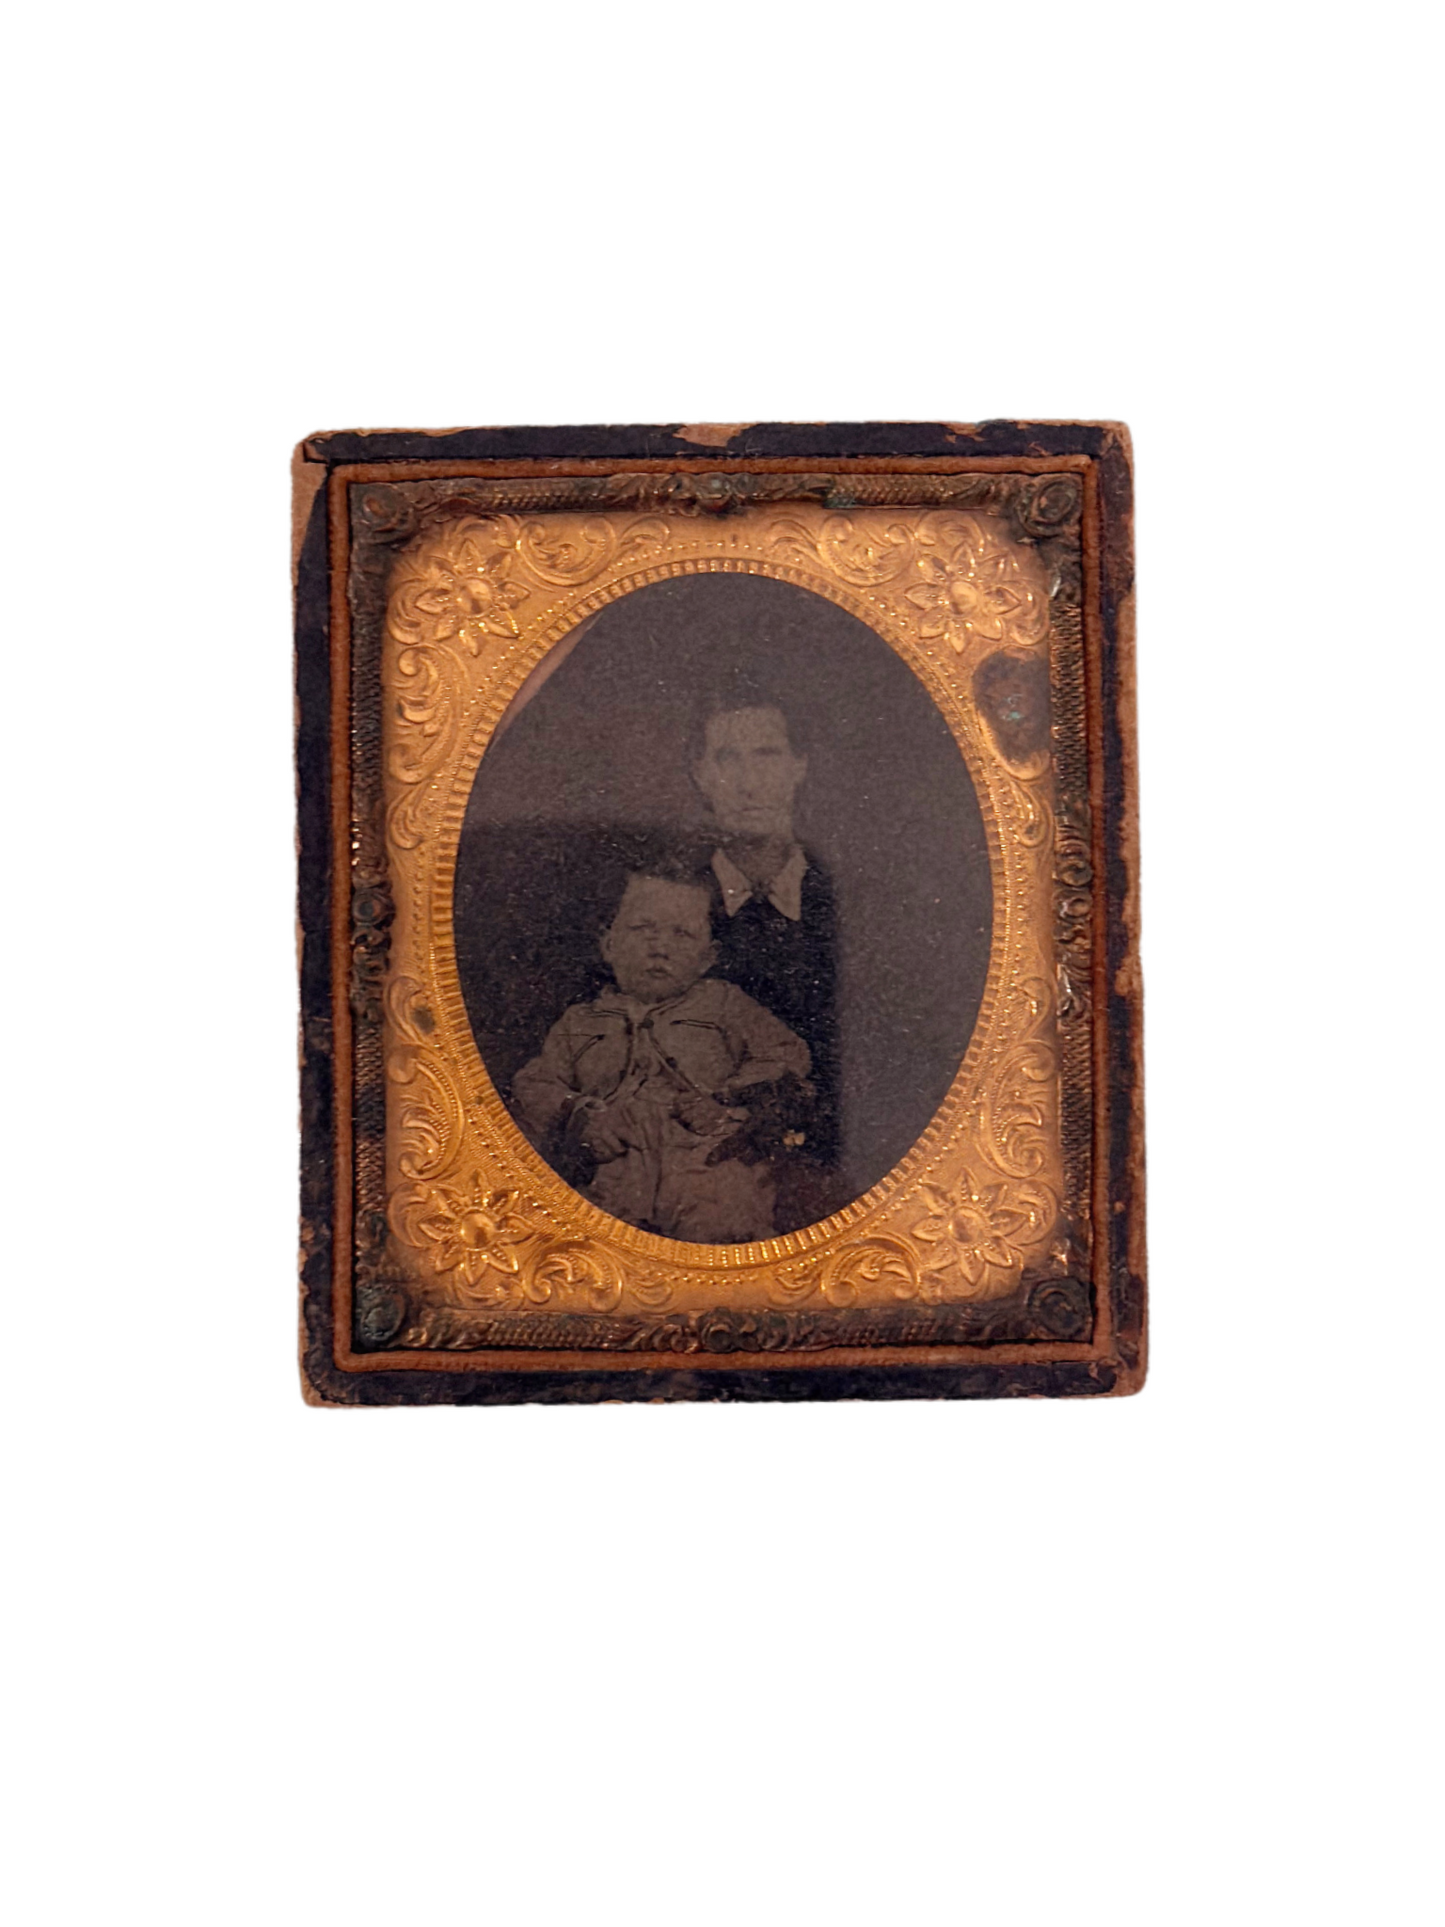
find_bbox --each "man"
[690,692,843,1211]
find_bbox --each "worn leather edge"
[294,421,1146,1406]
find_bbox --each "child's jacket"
[512,977,810,1129]
[512,977,811,1241]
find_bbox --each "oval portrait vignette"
[452,572,993,1243]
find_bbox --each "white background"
[6,4,1439,1923]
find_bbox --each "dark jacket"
[709,852,840,1172]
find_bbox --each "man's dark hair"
[686,679,804,767]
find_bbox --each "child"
[512,868,811,1242]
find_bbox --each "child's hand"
[674,1092,733,1136]
[571,1101,630,1161]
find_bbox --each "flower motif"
[415,1177,531,1287]
[913,1169,1037,1287]
[410,531,529,650]
[905,517,1049,655]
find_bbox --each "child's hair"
[610,857,720,928]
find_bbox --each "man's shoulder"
[778,853,834,928]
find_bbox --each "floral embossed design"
[382,517,531,848]
[518,513,670,585]
[367,502,1076,1325]
[519,516,617,584]
[404,524,529,650]
[980,977,1056,1179]
[415,1177,531,1287]
[528,1242,624,1314]
[914,1166,1053,1292]
[906,515,1049,656]
[817,514,917,586]
[813,1236,920,1308]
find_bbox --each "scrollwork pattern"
[770,513,918,587]
[813,1236,921,1308]
[383,517,527,850]
[367,494,1084,1334]
[384,975,466,1182]
[518,514,670,584]
[978,978,1057,1181]
[394,1279,1090,1353]
[998,768,1053,850]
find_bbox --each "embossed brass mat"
[295,425,1144,1403]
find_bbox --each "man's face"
[601,876,717,1002]
[693,706,807,839]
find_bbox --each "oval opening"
[454,572,992,1240]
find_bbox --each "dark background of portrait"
[455,573,993,1205]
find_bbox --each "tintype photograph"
[458,572,991,1244]
[294,421,1144,1404]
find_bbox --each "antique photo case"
[295,422,1144,1404]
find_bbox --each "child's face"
[602,877,717,1003]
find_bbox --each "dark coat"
[709,853,841,1176]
